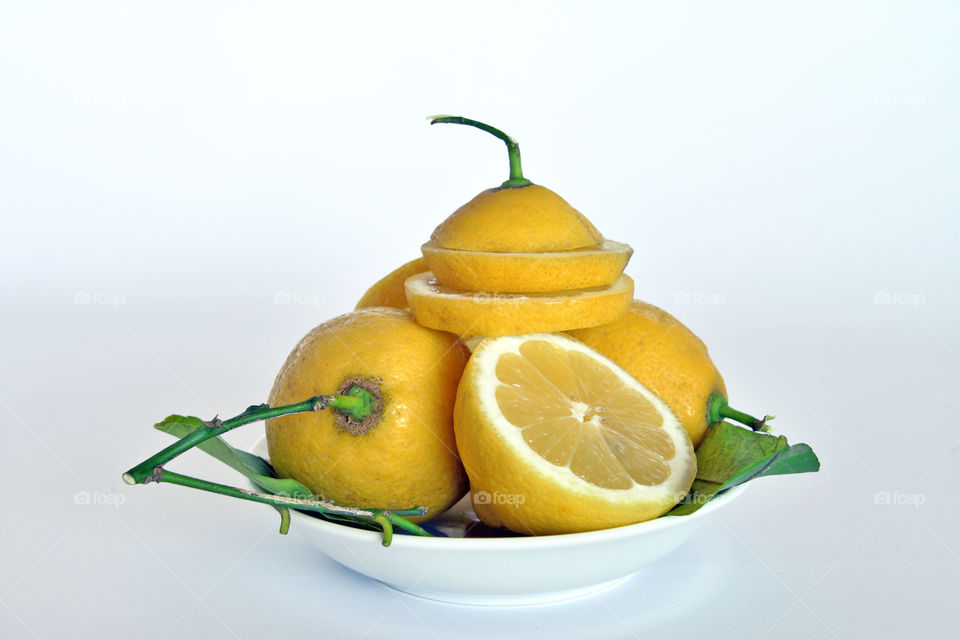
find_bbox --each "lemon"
[266,308,470,520]
[354,259,490,348]
[424,115,631,293]
[430,184,603,253]
[355,257,426,309]
[568,300,728,447]
[421,239,633,293]
[454,333,696,535]
[404,272,634,336]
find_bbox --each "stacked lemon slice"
[420,184,632,293]
[405,132,634,336]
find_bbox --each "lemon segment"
[454,333,696,535]
[404,273,634,336]
[421,239,633,293]
[430,184,603,253]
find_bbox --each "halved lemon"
[454,333,696,535]
[421,239,633,293]
[404,273,634,336]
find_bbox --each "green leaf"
[759,443,820,477]
[668,422,820,516]
[154,415,314,499]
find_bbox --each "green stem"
[154,470,426,532]
[276,507,291,535]
[373,514,393,547]
[122,391,429,546]
[124,397,327,484]
[123,392,374,485]
[334,386,377,424]
[383,512,431,537]
[707,392,773,432]
[430,115,533,188]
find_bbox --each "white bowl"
[252,437,746,606]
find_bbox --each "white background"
[1,1,957,638]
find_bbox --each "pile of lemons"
[267,117,729,536]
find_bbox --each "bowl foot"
[380,574,632,607]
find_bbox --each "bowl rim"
[289,483,747,550]
[250,435,746,550]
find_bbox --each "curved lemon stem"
[707,392,773,432]
[429,115,533,188]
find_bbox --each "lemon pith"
[404,272,634,336]
[454,333,696,535]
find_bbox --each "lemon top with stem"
[428,116,604,253]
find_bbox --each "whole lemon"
[568,300,727,448]
[355,257,427,310]
[266,308,470,520]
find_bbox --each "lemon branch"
[122,392,431,545]
[430,115,533,188]
[707,392,773,432]
[123,393,372,484]
[155,470,423,534]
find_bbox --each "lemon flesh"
[454,333,696,535]
[404,273,634,336]
[421,239,633,293]
[430,184,603,253]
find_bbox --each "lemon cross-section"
[454,333,696,535]
[421,239,633,293]
[405,273,634,336]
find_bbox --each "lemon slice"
[454,333,696,535]
[421,239,633,293]
[405,273,634,336]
